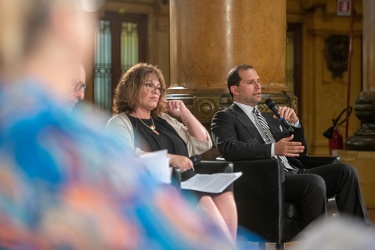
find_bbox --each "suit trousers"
[285,162,369,228]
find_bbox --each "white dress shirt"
[233,101,300,158]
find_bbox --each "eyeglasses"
[74,81,87,92]
[144,82,165,94]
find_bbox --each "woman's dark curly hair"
[112,63,167,116]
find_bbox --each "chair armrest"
[194,160,233,174]
[231,159,287,241]
[297,156,340,169]
[233,159,285,203]
[171,168,181,191]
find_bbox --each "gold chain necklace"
[138,117,159,134]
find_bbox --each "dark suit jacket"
[211,104,308,167]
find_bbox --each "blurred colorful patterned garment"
[0,79,237,249]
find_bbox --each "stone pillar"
[346,0,375,150]
[168,0,296,126]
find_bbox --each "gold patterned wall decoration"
[193,97,219,124]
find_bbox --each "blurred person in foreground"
[106,62,238,243]
[291,216,375,250]
[68,63,87,111]
[0,0,239,249]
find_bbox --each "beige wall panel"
[298,2,363,155]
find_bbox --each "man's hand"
[274,134,305,157]
[276,106,299,124]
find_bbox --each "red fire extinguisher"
[328,127,343,155]
[323,107,352,155]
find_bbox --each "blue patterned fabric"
[0,79,237,249]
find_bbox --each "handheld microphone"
[265,98,294,133]
[189,155,201,165]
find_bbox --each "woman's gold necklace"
[138,117,159,135]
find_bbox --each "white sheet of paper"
[139,149,171,184]
[181,172,242,193]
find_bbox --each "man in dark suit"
[211,64,369,228]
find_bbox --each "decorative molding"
[324,35,349,79]
[157,17,169,32]
[300,0,327,10]
[167,89,298,125]
[194,97,218,123]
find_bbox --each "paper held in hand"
[139,149,171,184]
[181,172,242,193]
[139,149,243,193]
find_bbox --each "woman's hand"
[168,154,193,172]
[165,100,190,120]
[165,99,208,141]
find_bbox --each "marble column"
[168,0,296,125]
[346,0,375,150]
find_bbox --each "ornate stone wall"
[288,0,363,155]
[167,90,298,126]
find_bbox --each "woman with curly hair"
[106,62,238,242]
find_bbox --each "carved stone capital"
[167,87,298,125]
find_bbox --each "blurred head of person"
[112,63,167,116]
[68,63,87,110]
[0,0,98,104]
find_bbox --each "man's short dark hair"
[227,64,254,98]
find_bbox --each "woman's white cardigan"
[105,112,212,156]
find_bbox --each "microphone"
[189,155,201,172]
[265,98,294,133]
[189,155,201,165]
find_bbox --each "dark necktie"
[254,108,295,171]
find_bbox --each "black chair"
[225,156,340,250]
